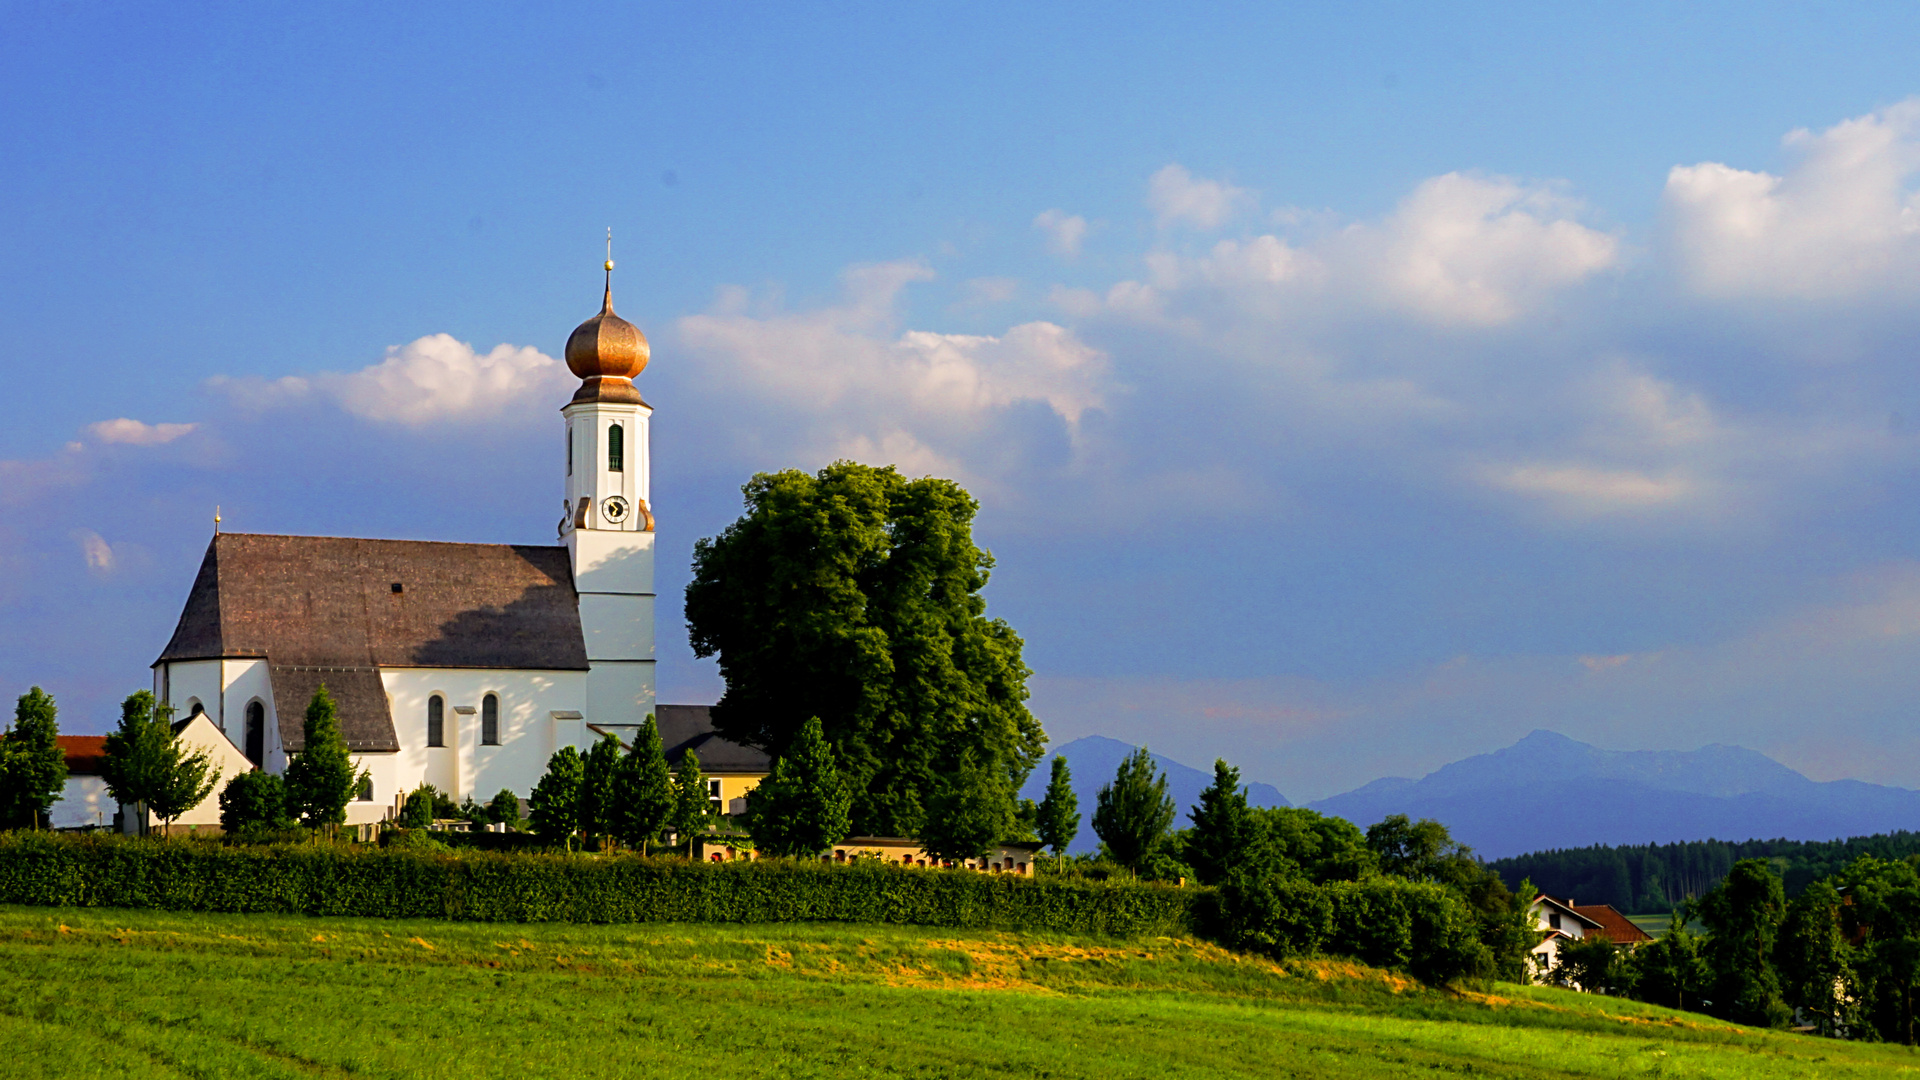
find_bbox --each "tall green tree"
[686,462,1043,837]
[1636,909,1712,1012]
[529,746,584,850]
[147,738,216,838]
[1696,858,1790,1026]
[487,788,523,829]
[745,717,852,857]
[1035,755,1079,858]
[669,748,713,849]
[283,685,363,833]
[918,748,1014,862]
[614,716,675,854]
[1839,855,1920,1044]
[1,687,68,829]
[1777,879,1858,1037]
[578,733,624,849]
[1091,746,1175,874]
[100,691,178,837]
[1185,759,1257,885]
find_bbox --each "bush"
[1203,874,1494,985]
[0,832,1191,937]
[217,771,294,833]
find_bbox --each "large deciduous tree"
[1,687,68,829]
[918,748,1014,862]
[686,462,1042,837]
[1695,858,1790,1027]
[1091,746,1175,874]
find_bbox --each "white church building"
[144,265,767,827]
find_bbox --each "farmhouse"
[1527,893,1652,978]
[146,267,767,825]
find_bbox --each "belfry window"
[427,695,445,748]
[482,694,499,746]
[608,423,624,472]
[566,426,573,476]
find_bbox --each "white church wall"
[158,659,222,729]
[569,528,654,594]
[578,593,655,658]
[379,668,587,811]
[584,661,655,730]
[222,659,272,748]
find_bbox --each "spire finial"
[214,505,222,535]
[602,227,615,312]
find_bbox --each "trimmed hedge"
[0,833,1190,936]
[1200,874,1494,984]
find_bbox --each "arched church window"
[482,694,499,746]
[428,695,445,748]
[608,423,624,472]
[244,702,265,768]
[355,776,373,802]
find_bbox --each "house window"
[482,694,499,746]
[355,776,373,802]
[1548,912,1562,930]
[707,778,723,813]
[608,423,624,472]
[244,701,265,768]
[427,695,445,748]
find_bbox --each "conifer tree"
[578,732,623,849]
[614,715,674,854]
[1,686,69,829]
[1091,746,1174,874]
[1185,759,1257,886]
[1035,755,1078,858]
[529,746,584,851]
[745,717,851,858]
[283,685,363,833]
[669,748,713,850]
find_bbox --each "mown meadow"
[2,905,1914,1079]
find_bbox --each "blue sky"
[6,3,1920,800]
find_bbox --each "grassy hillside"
[0,906,1913,1078]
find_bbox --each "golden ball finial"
[605,260,615,271]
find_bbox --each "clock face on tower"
[601,496,630,524]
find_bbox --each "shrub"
[217,771,293,833]
[1204,874,1493,985]
[0,832,1192,937]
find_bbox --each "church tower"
[560,255,656,734]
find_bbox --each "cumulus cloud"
[677,260,1111,486]
[72,529,114,574]
[87,418,197,445]
[1101,171,1615,328]
[1148,164,1256,229]
[1666,100,1920,300]
[1033,209,1091,258]
[210,334,570,425]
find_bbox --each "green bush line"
[0,834,1191,936]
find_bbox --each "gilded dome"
[565,271,649,381]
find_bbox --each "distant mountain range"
[1306,730,1920,859]
[1027,729,1920,860]
[1018,735,1289,854]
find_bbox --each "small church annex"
[143,263,767,827]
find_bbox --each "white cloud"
[86,418,198,445]
[73,529,114,573]
[1666,100,1920,300]
[1033,209,1091,258]
[677,260,1112,487]
[1485,463,1695,512]
[1343,172,1618,325]
[1148,164,1256,229]
[209,334,570,425]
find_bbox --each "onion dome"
[564,260,649,405]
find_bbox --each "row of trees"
[1550,855,1920,1043]
[523,714,714,853]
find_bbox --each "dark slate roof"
[154,532,588,753]
[656,704,771,774]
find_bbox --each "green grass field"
[1,906,1913,1079]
